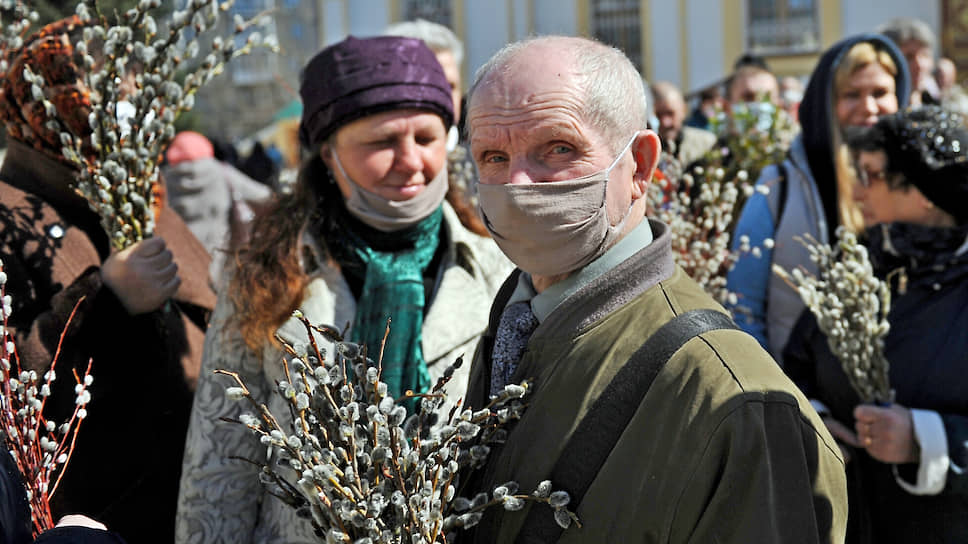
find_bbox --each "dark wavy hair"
[229,155,339,351]
[230,147,487,350]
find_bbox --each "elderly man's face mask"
[477,134,638,276]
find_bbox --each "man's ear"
[631,129,661,199]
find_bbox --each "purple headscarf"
[299,35,454,148]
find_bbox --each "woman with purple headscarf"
[175,36,510,542]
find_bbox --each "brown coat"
[0,140,216,543]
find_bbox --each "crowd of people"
[0,10,966,544]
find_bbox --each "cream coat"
[175,202,511,543]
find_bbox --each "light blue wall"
[321,0,344,45]
[511,0,531,41]
[843,0,941,53]
[465,1,512,84]
[348,0,390,37]
[686,0,726,91]
[650,0,682,86]
[532,0,578,35]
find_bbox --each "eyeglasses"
[855,167,887,188]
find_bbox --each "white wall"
[843,0,941,52]
[464,1,511,83]
[685,0,726,92]
[649,0,682,85]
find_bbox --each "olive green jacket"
[464,220,847,544]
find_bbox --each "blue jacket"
[726,34,910,362]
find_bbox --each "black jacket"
[785,222,968,543]
[1,450,125,544]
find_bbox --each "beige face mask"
[478,134,638,276]
[332,149,448,232]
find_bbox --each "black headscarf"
[797,33,911,240]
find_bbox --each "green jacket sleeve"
[674,396,848,544]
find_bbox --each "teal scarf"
[336,208,443,401]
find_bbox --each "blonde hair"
[831,42,899,232]
[270,118,302,169]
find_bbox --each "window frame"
[588,0,643,72]
[399,0,453,28]
[746,0,822,56]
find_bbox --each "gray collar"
[506,219,655,323]
[534,219,675,338]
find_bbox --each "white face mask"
[478,134,638,276]
[730,101,776,133]
[332,149,448,232]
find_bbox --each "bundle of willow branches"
[773,228,894,404]
[219,313,579,543]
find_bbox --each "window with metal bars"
[590,0,643,72]
[747,0,820,54]
[401,0,452,27]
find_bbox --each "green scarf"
[336,207,443,401]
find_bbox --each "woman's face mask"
[727,101,777,133]
[332,148,448,232]
[326,110,449,231]
[478,134,638,276]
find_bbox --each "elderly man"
[879,17,940,106]
[652,80,716,166]
[462,35,846,543]
[935,57,968,114]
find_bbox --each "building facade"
[195,0,947,142]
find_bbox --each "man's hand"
[854,403,920,464]
[822,416,861,463]
[101,237,180,315]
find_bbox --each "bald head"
[467,36,647,153]
[651,81,686,145]
[937,57,957,91]
[466,35,661,264]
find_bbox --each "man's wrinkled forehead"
[468,51,584,131]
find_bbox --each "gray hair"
[383,19,464,66]
[467,36,647,153]
[877,17,937,51]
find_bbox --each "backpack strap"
[766,162,789,227]
[516,308,740,543]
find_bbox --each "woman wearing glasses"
[785,106,968,543]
